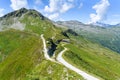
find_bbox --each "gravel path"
[41,34,56,62]
[57,47,99,80]
[41,34,99,80]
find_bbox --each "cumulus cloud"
[44,0,74,13]
[44,0,58,13]
[60,2,73,13]
[48,13,59,20]
[89,0,110,23]
[44,0,74,20]
[0,8,4,17]
[10,0,28,10]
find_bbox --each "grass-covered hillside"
[0,8,84,80]
[0,29,84,80]
[0,8,120,80]
[56,21,120,53]
[62,32,120,80]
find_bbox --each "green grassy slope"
[1,8,120,80]
[62,33,120,80]
[79,28,120,54]
[0,29,41,62]
[0,8,84,79]
[56,21,120,53]
[0,29,42,79]
[0,30,84,80]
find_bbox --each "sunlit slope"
[62,32,120,80]
[56,21,120,53]
[0,30,83,80]
[0,8,83,80]
[0,8,64,39]
[0,8,120,80]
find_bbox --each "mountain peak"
[1,8,28,19]
[0,8,45,20]
[19,7,28,11]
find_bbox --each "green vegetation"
[0,29,43,79]
[0,30,84,80]
[63,34,120,80]
[20,9,65,40]
[0,29,40,62]
[80,29,120,54]
[56,21,120,53]
[0,8,84,80]
[26,60,84,80]
[1,8,120,80]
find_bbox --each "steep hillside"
[0,8,59,38]
[56,21,120,53]
[62,32,120,80]
[0,8,84,80]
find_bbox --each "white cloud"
[10,0,28,10]
[44,0,59,13]
[0,8,4,17]
[48,13,59,20]
[44,0,74,20]
[59,18,65,21]
[60,2,73,13]
[89,0,110,23]
[44,0,74,13]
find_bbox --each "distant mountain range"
[90,22,112,28]
[90,22,120,28]
[56,20,120,28]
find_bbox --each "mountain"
[56,20,114,28]
[0,8,47,31]
[89,22,120,28]
[91,22,113,28]
[0,8,84,80]
[56,20,120,53]
[56,20,85,28]
[0,8,120,80]
[115,23,120,26]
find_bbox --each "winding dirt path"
[57,47,99,80]
[41,34,99,80]
[41,34,56,62]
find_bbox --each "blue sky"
[0,0,120,24]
